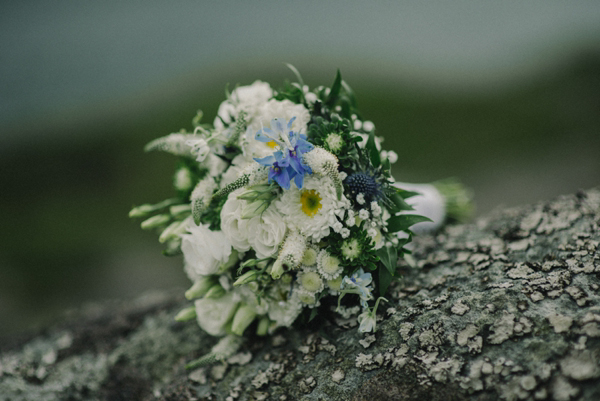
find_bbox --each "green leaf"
[378,264,394,296]
[366,130,381,168]
[285,63,304,87]
[377,245,398,276]
[396,188,421,199]
[380,157,391,177]
[386,214,433,233]
[341,80,357,108]
[309,307,319,322]
[326,69,342,108]
[389,191,414,212]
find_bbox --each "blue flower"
[255,151,292,189]
[341,269,374,308]
[253,117,314,189]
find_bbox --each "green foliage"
[199,194,227,230]
[386,214,433,234]
[307,116,361,168]
[327,223,379,274]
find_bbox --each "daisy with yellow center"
[275,174,351,242]
[300,189,322,217]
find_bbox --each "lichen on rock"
[1,188,600,400]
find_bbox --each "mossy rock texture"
[1,189,600,401]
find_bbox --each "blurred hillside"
[1,1,599,338]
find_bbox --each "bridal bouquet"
[130,67,471,366]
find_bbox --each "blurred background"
[1,1,599,339]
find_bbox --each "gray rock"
[2,188,600,400]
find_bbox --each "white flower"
[242,99,310,159]
[295,288,318,307]
[220,155,252,189]
[220,189,286,258]
[246,206,287,258]
[358,208,370,220]
[357,310,376,333]
[181,223,232,281]
[194,291,238,336]
[266,282,303,329]
[275,174,349,242]
[381,150,398,164]
[205,153,228,178]
[370,201,382,217]
[340,238,361,261]
[316,249,343,280]
[298,269,324,293]
[187,138,210,162]
[325,132,344,153]
[173,167,193,191]
[301,246,318,266]
[220,190,252,252]
[393,182,446,234]
[213,81,273,130]
[356,193,366,205]
[272,231,307,279]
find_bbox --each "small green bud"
[185,276,217,300]
[218,249,239,274]
[175,306,196,322]
[327,277,343,291]
[270,260,285,280]
[241,200,269,219]
[159,220,185,243]
[231,305,257,336]
[241,258,259,268]
[280,273,293,285]
[300,271,323,293]
[204,284,226,299]
[170,204,192,216]
[301,247,318,266]
[256,316,270,336]
[141,214,170,229]
[233,270,260,286]
[129,204,154,218]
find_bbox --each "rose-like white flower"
[213,81,274,130]
[194,292,238,336]
[220,190,286,258]
[220,190,252,253]
[181,223,232,281]
[246,206,287,258]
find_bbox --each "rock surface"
[1,189,600,401]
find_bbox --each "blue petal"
[255,129,277,144]
[254,155,275,166]
[271,118,285,133]
[274,151,290,167]
[287,116,296,130]
[274,168,291,189]
[294,171,304,188]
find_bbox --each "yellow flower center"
[267,140,277,149]
[300,189,322,217]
